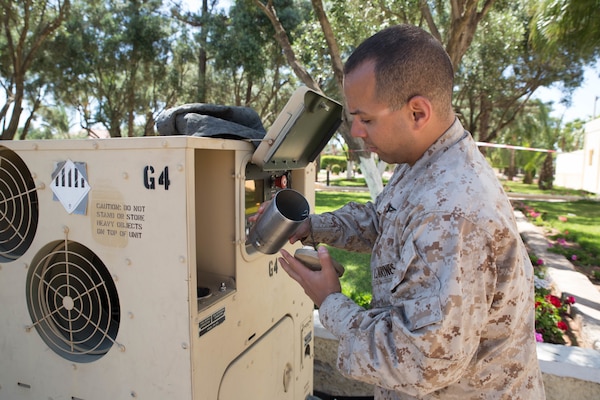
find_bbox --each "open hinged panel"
[251,86,343,171]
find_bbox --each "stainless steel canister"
[248,189,310,254]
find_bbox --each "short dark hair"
[344,25,454,112]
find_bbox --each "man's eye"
[361,119,371,124]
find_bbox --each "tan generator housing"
[0,87,342,400]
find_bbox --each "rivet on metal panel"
[161,140,168,147]
[181,342,188,349]
[63,226,69,234]
[119,344,126,352]
[37,182,45,190]
[92,142,99,149]
[113,274,119,282]
[72,364,77,370]
[128,312,134,319]
[177,164,183,171]
[125,258,132,266]
[122,172,128,179]
[32,144,38,150]
[23,263,28,269]
[130,390,137,398]
[179,256,186,263]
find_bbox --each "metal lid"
[251,86,342,171]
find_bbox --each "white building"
[555,118,600,194]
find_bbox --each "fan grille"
[0,146,39,263]
[26,240,120,363]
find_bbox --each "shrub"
[320,155,347,171]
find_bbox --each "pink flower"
[535,332,544,342]
[565,296,576,305]
[558,216,568,222]
[571,255,577,261]
[536,259,544,265]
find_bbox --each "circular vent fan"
[26,240,120,363]
[0,146,39,263]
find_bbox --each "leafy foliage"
[1,0,597,145]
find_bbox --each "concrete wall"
[555,150,584,190]
[582,119,600,194]
[555,118,600,194]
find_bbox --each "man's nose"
[350,119,366,138]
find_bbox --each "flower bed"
[531,254,577,345]
[513,201,585,345]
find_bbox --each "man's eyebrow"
[348,109,363,116]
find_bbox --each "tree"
[253,0,590,198]
[170,0,218,103]
[254,0,391,199]
[45,0,173,137]
[0,0,70,140]
[530,0,600,61]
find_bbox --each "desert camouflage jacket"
[309,119,546,399]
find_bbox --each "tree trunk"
[421,0,496,71]
[255,0,382,200]
[197,0,208,103]
[538,152,554,190]
[0,0,70,140]
[507,148,516,181]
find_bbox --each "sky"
[181,0,600,123]
[533,62,600,123]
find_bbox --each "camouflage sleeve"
[318,214,497,397]
[304,201,380,252]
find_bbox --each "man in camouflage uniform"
[278,25,545,399]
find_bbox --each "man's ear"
[407,96,432,128]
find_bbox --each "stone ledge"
[314,311,600,399]
[537,342,600,384]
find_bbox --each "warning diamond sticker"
[50,160,91,214]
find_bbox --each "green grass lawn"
[315,191,373,307]
[315,178,600,308]
[512,198,600,282]
[502,180,595,198]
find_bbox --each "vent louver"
[0,146,39,263]
[26,240,121,363]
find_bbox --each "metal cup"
[248,189,310,254]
